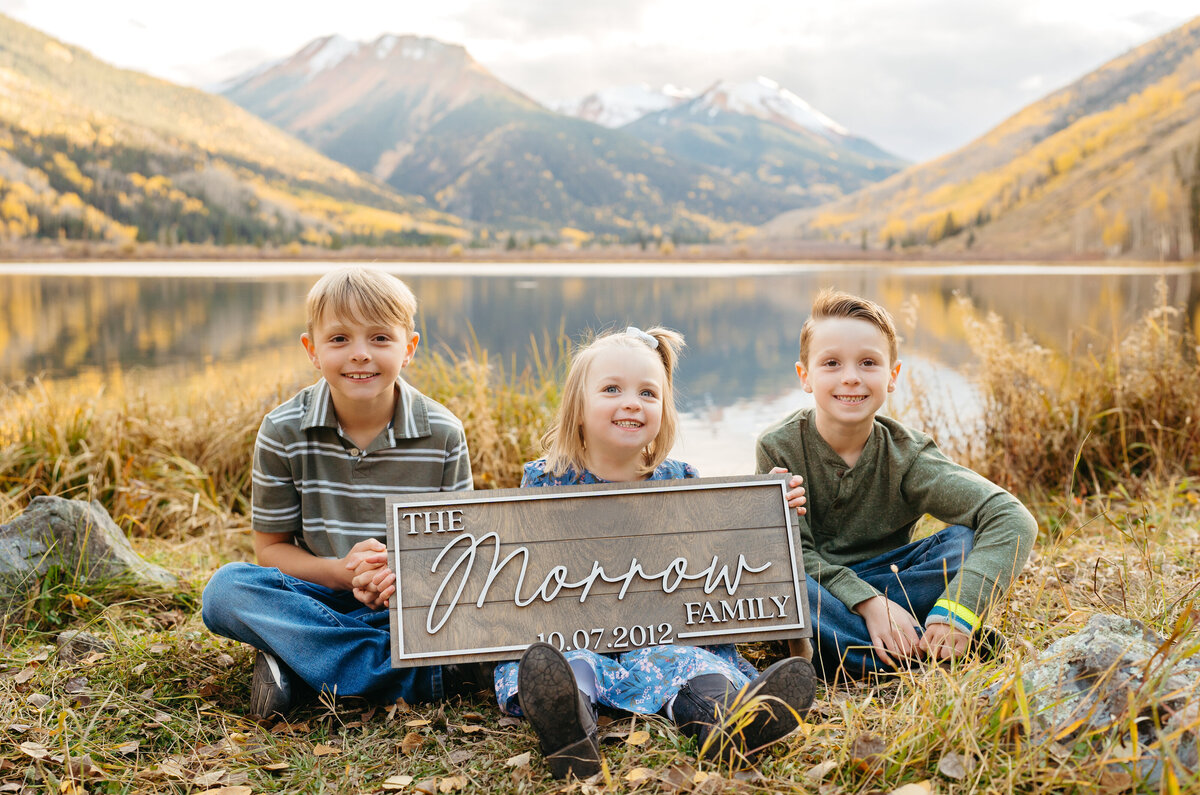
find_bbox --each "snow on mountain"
[690,76,848,137]
[302,35,359,77]
[554,83,695,128]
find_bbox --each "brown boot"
[517,643,601,779]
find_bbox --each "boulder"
[1011,613,1200,778]
[0,496,177,621]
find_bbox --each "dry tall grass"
[0,338,563,535]
[906,280,1200,503]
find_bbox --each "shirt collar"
[301,378,431,442]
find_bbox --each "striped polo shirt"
[251,378,473,559]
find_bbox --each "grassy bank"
[1,297,1198,794]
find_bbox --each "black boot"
[517,643,601,779]
[672,657,817,766]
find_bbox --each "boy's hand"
[918,623,972,661]
[767,467,806,515]
[342,539,394,609]
[855,595,921,668]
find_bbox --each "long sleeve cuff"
[925,599,980,633]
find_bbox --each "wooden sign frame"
[386,473,810,667]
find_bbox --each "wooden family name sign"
[386,473,810,667]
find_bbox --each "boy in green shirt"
[756,289,1036,681]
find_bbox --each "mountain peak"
[692,76,849,137]
[553,83,695,128]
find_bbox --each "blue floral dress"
[493,458,758,716]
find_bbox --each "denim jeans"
[807,525,974,682]
[202,562,442,703]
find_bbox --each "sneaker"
[970,626,1008,661]
[442,662,496,698]
[672,657,817,766]
[516,643,601,780]
[250,650,296,718]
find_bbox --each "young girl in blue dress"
[494,326,817,778]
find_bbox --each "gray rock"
[1007,613,1200,779]
[0,497,177,622]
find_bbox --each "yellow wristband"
[928,599,979,633]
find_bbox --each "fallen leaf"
[27,694,50,709]
[938,752,975,780]
[312,744,338,756]
[115,741,139,755]
[439,775,468,792]
[807,760,838,780]
[412,779,437,795]
[851,731,887,775]
[63,677,88,694]
[13,668,35,685]
[262,762,288,772]
[30,649,50,662]
[889,782,932,795]
[625,730,651,746]
[200,788,252,795]
[505,751,531,768]
[148,643,170,655]
[625,767,654,782]
[405,718,431,727]
[401,731,424,754]
[7,724,30,734]
[132,663,148,676]
[498,716,521,728]
[192,769,228,787]
[447,749,473,765]
[382,775,414,790]
[18,742,49,759]
[457,724,485,734]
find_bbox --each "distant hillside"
[223,35,806,240]
[759,17,1200,259]
[0,15,464,249]
[624,77,907,205]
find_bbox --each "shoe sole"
[250,651,292,718]
[517,643,601,779]
[735,656,817,754]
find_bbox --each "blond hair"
[543,327,685,478]
[305,266,417,337]
[799,288,898,365]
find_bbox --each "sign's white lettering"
[683,594,792,625]
[425,530,771,634]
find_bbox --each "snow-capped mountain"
[553,83,695,128]
[689,76,849,138]
[219,35,806,236]
[624,76,907,203]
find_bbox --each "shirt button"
[349,448,360,456]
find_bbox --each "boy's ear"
[795,362,813,393]
[301,333,319,369]
[887,360,902,392]
[402,331,420,368]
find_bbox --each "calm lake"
[3,261,1197,476]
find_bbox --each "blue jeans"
[807,525,974,682]
[201,562,443,703]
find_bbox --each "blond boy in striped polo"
[203,266,475,716]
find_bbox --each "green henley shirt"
[755,407,1036,630]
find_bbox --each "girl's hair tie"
[625,326,659,349]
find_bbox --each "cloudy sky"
[0,1,1193,161]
